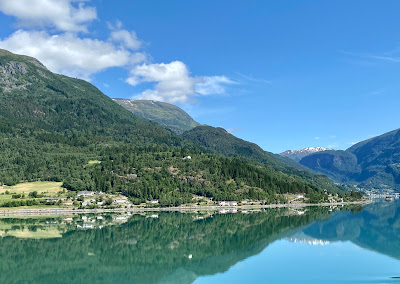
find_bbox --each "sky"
[0,0,399,153]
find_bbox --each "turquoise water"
[0,202,400,283]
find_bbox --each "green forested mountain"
[113,99,200,134]
[182,126,281,167]
[299,128,400,190]
[182,126,342,193]
[0,49,355,204]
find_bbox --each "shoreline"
[0,200,371,217]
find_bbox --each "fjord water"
[1,202,400,283]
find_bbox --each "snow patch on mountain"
[280,147,332,162]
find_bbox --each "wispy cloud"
[236,72,272,85]
[341,50,400,64]
[226,127,241,134]
[368,88,387,97]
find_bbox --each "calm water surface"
[1,201,400,283]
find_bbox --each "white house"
[114,199,127,203]
[77,191,94,197]
[230,201,238,206]
[183,156,192,160]
[113,216,127,221]
[219,201,228,206]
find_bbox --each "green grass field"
[0,182,65,205]
[2,181,63,194]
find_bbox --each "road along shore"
[0,200,371,217]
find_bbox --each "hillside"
[300,150,360,183]
[113,99,200,134]
[299,128,400,190]
[182,126,342,193]
[182,126,280,167]
[0,49,351,205]
[280,147,332,162]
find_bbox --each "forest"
[0,49,361,206]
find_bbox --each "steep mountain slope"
[280,147,332,162]
[182,126,342,193]
[182,126,280,167]
[0,49,348,204]
[299,128,400,190]
[300,150,360,183]
[0,49,174,144]
[113,99,200,134]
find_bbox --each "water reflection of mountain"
[303,201,400,260]
[0,209,332,284]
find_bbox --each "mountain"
[182,125,280,167]
[300,150,361,184]
[182,125,342,194]
[299,128,400,190]
[113,99,200,134]
[0,49,174,144]
[0,49,349,204]
[280,147,332,162]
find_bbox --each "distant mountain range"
[280,147,332,162]
[113,99,200,134]
[294,129,400,190]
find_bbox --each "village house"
[113,216,127,221]
[63,201,74,206]
[183,156,192,160]
[77,191,95,197]
[44,198,59,203]
[114,199,127,203]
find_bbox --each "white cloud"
[315,137,320,140]
[127,61,199,103]
[0,29,147,80]
[0,0,97,32]
[110,30,142,50]
[195,76,235,95]
[0,1,233,104]
[127,61,234,103]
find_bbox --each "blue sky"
[0,1,399,153]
